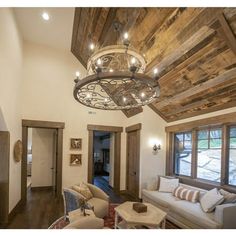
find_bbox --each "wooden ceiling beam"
[217,13,236,55]
[154,67,236,110]
[147,26,216,78]
[167,100,236,123]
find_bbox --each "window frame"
[173,131,192,177]
[165,112,236,193]
[228,125,236,187]
[196,126,223,183]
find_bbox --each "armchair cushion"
[86,183,109,202]
[87,197,109,219]
[64,216,104,229]
[72,183,93,200]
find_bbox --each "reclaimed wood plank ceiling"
[71,8,236,122]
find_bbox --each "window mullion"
[191,129,197,179]
[221,125,229,185]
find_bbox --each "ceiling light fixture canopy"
[73,31,160,110]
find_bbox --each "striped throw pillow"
[173,186,200,203]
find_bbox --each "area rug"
[49,203,119,229]
[49,203,179,229]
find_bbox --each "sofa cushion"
[173,186,200,203]
[170,199,220,228]
[87,197,108,218]
[219,189,236,204]
[142,189,180,208]
[200,188,224,213]
[159,177,179,193]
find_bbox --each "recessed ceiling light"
[42,12,50,21]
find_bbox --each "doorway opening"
[21,120,64,204]
[26,128,57,192]
[93,131,114,192]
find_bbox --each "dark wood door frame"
[0,131,10,225]
[87,124,123,193]
[21,119,65,203]
[126,123,141,199]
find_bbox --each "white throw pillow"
[158,177,179,193]
[200,188,224,213]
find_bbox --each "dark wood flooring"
[6,188,64,229]
[5,179,136,229]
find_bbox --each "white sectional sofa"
[142,183,236,229]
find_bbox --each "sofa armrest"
[214,203,236,229]
[64,216,104,229]
[86,183,109,202]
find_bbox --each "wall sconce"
[153,144,161,152]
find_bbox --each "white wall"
[31,128,54,187]
[0,8,23,212]
[21,41,127,190]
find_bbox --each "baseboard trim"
[8,199,23,223]
[31,186,53,191]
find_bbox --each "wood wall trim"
[125,123,142,132]
[165,111,236,133]
[126,124,141,199]
[87,125,122,192]
[21,126,28,204]
[21,120,64,203]
[0,131,10,225]
[114,132,121,193]
[22,119,65,129]
[87,130,94,184]
[87,124,123,132]
[176,175,236,194]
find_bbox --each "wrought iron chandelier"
[73,32,160,110]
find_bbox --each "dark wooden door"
[0,131,10,225]
[127,130,140,198]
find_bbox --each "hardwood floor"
[5,181,136,229]
[6,188,64,229]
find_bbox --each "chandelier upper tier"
[73,32,160,110]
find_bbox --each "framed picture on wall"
[70,154,82,166]
[70,138,82,150]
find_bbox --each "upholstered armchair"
[63,182,109,219]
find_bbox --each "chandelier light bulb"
[109,68,114,72]
[104,98,108,103]
[123,97,127,102]
[75,71,80,77]
[153,68,159,75]
[97,58,102,66]
[141,92,145,98]
[123,32,129,40]
[86,93,91,98]
[89,43,95,50]
[131,57,136,65]
[42,12,50,21]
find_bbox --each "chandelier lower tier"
[73,44,160,110]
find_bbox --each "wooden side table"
[114,201,167,229]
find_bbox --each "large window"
[229,127,236,186]
[174,132,192,176]
[197,128,222,182]
[168,114,236,190]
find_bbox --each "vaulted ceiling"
[71,8,236,122]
